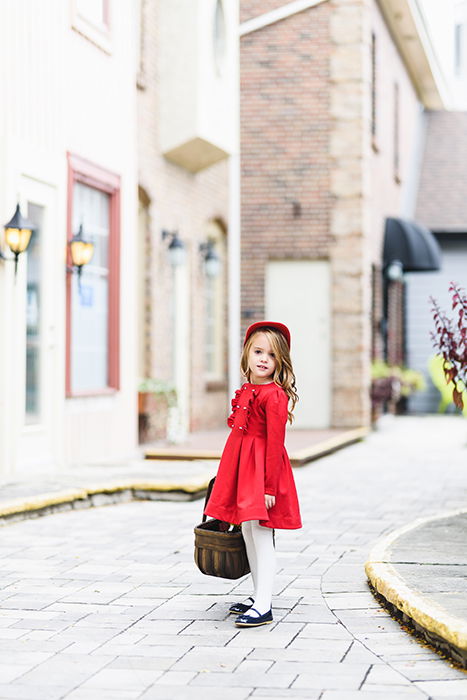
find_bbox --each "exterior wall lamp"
[68,224,95,290]
[162,229,186,267]
[384,259,404,282]
[199,240,220,278]
[0,203,34,276]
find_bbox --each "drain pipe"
[228,5,241,399]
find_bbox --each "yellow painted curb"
[290,427,369,466]
[0,479,211,520]
[365,508,467,652]
[145,449,221,461]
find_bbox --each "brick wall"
[240,3,333,332]
[240,0,288,23]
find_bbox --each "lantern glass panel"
[5,227,32,255]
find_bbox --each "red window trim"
[66,152,121,398]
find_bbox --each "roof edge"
[377,0,453,109]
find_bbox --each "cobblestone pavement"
[0,416,466,700]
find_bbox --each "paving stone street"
[0,416,466,700]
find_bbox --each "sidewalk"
[144,427,367,467]
[0,416,466,698]
[0,426,366,524]
[365,509,467,669]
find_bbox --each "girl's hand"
[264,494,276,509]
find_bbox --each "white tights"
[241,520,276,616]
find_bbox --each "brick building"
[239,0,447,429]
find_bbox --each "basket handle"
[202,476,216,523]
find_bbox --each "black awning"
[383,217,442,272]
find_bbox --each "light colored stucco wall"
[137,0,237,433]
[0,0,138,474]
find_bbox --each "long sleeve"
[264,388,288,496]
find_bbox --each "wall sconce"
[199,240,220,278]
[68,224,95,290]
[0,203,34,276]
[384,259,404,282]
[162,229,186,267]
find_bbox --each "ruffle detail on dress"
[227,384,256,434]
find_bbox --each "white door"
[266,260,331,428]
[15,178,63,471]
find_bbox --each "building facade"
[136,0,239,439]
[0,0,139,475]
[239,0,447,429]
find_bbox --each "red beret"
[244,321,291,349]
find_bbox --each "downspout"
[228,3,241,399]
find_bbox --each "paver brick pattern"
[0,416,466,699]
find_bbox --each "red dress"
[204,382,302,529]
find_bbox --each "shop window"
[66,153,120,396]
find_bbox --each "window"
[213,0,227,75]
[137,0,147,89]
[72,0,111,53]
[66,153,120,396]
[455,23,464,75]
[25,204,44,423]
[371,32,378,149]
[204,220,226,382]
[393,82,401,184]
[75,0,109,29]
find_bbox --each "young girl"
[204,321,302,627]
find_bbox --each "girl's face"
[247,332,277,384]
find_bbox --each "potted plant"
[137,378,177,443]
[370,360,425,424]
[431,282,467,411]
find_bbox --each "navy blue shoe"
[235,607,273,627]
[229,597,254,615]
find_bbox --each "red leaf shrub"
[431,282,467,410]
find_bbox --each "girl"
[204,321,302,628]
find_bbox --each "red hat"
[244,321,291,349]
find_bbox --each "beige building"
[0,0,139,475]
[136,0,239,439]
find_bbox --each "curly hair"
[240,327,299,423]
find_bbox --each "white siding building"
[0,0,139,476]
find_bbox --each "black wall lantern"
[199,240,220,278]
[68,224,95,290]
[162,229,186,267]
[0,203,34,276]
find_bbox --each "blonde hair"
[240,328,298,423]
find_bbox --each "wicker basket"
[194,478,250,580]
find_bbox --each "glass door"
[25,203,44,424]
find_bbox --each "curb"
[0,478,211,526]
[365,509,467,668]
[0,428,368,527]
[289,427,368,466]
